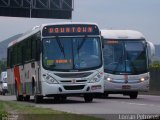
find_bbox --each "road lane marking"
[128,103,147,106]
[106,99,160,108]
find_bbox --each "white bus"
[101,30,154,99]
[7,23,104,103]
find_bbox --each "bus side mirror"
[101,36,104,48]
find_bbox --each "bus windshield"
[103,40,147,75]
[42,37,102,71]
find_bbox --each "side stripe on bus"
[14,66,21,94]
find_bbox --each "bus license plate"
[122,85,131,90]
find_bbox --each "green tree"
[150,61,160,69]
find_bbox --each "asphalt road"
[0,94,160,120]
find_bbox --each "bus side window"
[7,48,10,68]
[35,32,41,61]
[10,48,13,68]
[13,45,18,66]
[17,43,23,65]
[7,48,12,68]
[21,41,26,64]
[22,45,25,65]
[31,36,37,60]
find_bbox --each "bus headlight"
[107,77,112,81]
[140,77,145,82]
[44,74,59,84]
[104,76,112,82]
[140,76,149,82]
[89,72,103,83]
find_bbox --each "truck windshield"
[103,40,148,75]
[42,37,102,71]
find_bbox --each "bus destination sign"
[42,24,100,36]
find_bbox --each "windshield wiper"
[77,36,87,52]
[76,36,87,59]
[56,37,65,58]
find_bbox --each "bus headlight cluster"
[89,72,103,83]
[140,76,149,82]
[107,77,112,81]
[104,76,112,82]
[44,74,59,84]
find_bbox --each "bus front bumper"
[41,81,104,96]
[104,80,149,92]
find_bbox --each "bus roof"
[41,22,98,28]
[101,30,145,40]
[8,25,41,47]
[8,22,98,48]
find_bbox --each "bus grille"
[63,85,85,90]
[54,72,92,78]
[60,80,87,83]
[111,79,140,83]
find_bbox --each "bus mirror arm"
[101,36,104,48]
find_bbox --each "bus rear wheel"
[24,95,30,101]
[16,89,23,101]
[34,95,43,103]
[2,92,5,96]
[84,94,93,103]
[129,92,138,99]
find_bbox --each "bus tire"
[34,95,43,103]
[61,95,67,102]
[2,92,5,96]
[84,94,93,103]
[32,78,35,95]
[54,96,61,103]
[54,95,67,103]
[24,95,30,101]
[15,83,23,101]
[102,92,109,98]
[16,93,23,101]
[129,92,138,99]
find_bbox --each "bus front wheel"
[129,92,138,99]
[54,95,67,103]
[84,94,93,103]
[2,92,5,96]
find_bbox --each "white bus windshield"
[42,37,102,71]
[103,40,147,75]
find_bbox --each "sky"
[0,0,160,44]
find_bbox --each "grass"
[0,100,104,120]
[0,102,7,120]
